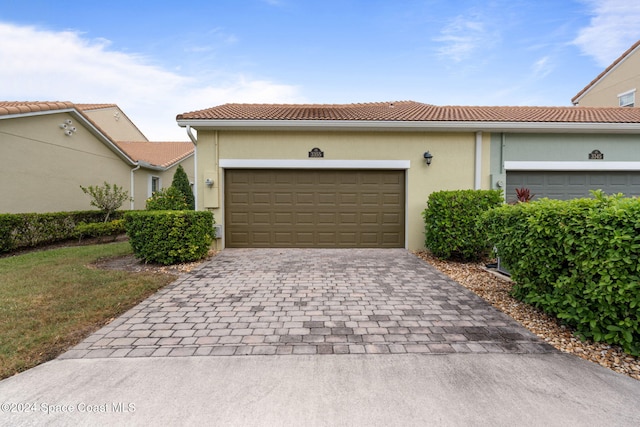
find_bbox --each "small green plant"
[80,182,130,222]
[145,186,189,211]
[171,165,195,210]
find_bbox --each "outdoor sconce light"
[423,151,434,166]
[205,178,214,187]
[59,119,77,136]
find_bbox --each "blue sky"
[1,0,640,140]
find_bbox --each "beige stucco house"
[0,102,194,213]
[177,101,640,251]
[572,40,640,107]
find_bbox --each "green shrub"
[80,182,130,222]
[171,165,195,210]
[145,187,189,211]
[422,189,503,261]
[124,210,214,265]
[0,211,125,253]
[74,219,125,241]
[483,192,640,355]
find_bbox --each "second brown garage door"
[225,169,405,248]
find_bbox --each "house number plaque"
[589,149,604,160]
[309,147,324,158]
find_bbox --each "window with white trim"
[618,89,635,107]
[150,176,160,197]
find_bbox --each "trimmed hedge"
[124,210,214,265]
[146,186,189,211]
[422,189,503,261]
[74,219,126,241]
[0,211,124,253]
[483,192,640,355]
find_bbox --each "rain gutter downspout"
[475,131,482,190]
[186,125,198,210]
[130,164,140,210]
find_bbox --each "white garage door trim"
[504,161,640,171]
[220,159,411,169]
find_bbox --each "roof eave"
[572,40,640,105]
[177,119,640,134]
[1,107,138,165]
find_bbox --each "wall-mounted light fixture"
[59,119,77,136]
[205,178,214,187]
[423,151,434,166]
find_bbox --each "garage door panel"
[382,193,401,205]
[383,213,401,225]
[296,193,315,204]
[361,233,379,244]
[252,193,271,204]
[252,212,271,225]
[230,193,249,204]
[274,212,293,224]
[225,169,404,248]
[274,193,293,204]
[361,213,379,224]
[317,193,337,205]
[293,212,313,225]
[252,173,271,185]
[229,212,249,225]
[318,213,336,224]
[339,212,358,225]
[361,193,380,205]
[295,232,314,244]
[274,231,294,244]
[507,171,640,202]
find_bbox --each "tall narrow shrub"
[171,165,195,210]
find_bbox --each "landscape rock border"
[415,251,639,381]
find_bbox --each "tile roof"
[178,101,640,123]
[0,101,75,116]
[1,101,192,169]
[572,40,640,104]
[75,103,119,111]
[115,141,194,168]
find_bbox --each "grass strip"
[0,242,175,379]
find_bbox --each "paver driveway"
[61,249,554,359]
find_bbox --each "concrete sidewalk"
[1,353,639,426]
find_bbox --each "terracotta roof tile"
[178,101,640,123]
[75,103,118,111]
[1,101,191,169]
[115,141,194,168]
[572,40,640,104]
[0,101,75,116]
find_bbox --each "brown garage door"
[225,169,405,248]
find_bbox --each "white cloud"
[532,56,553,79]
[0,22,302,140]
[573,0,640,67]
[434,14,497,63]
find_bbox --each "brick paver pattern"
[60,249,555,359]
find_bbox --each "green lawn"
[0,242,175,379]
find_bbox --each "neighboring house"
[0,101,194,213]
[176,101,640,251]
[572,40,640,107]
